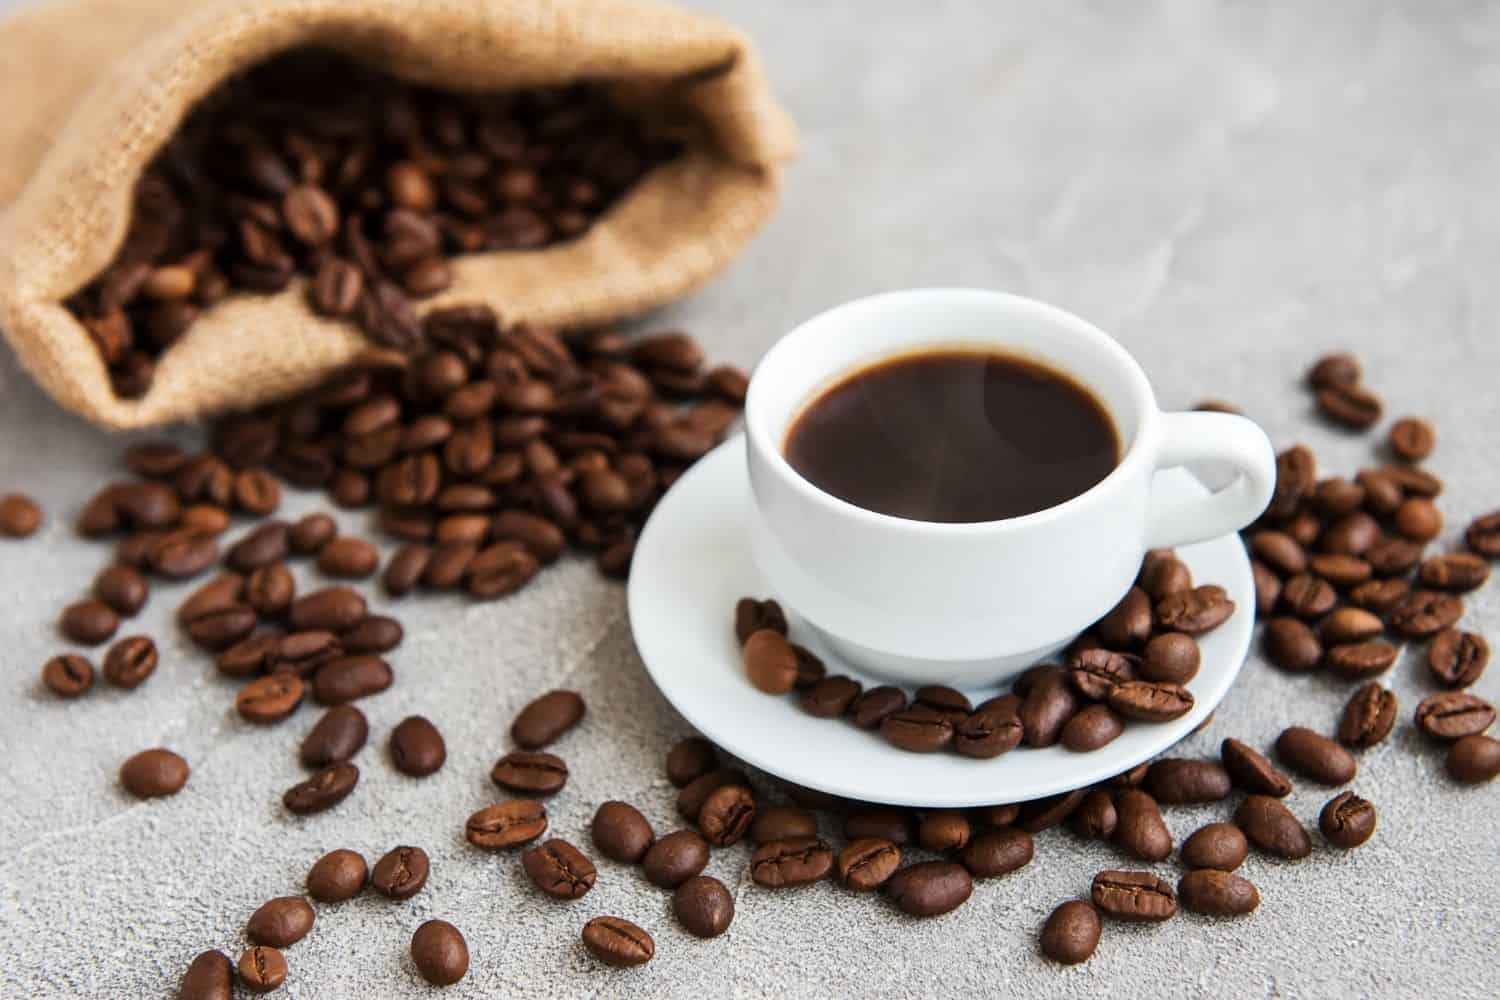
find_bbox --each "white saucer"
[628,436,1255,808]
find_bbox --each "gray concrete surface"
[3,1,1499,996]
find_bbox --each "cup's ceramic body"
[744,289,1276,688]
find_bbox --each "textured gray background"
[2,1,1499,997]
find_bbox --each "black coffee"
[784,349,1119,522]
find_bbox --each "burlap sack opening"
[0,0,797,430]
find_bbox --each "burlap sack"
[0,0,796,429]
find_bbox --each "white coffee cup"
[744,288,1275,688]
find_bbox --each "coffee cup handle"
[1145,410,1276,549]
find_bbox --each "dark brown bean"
[750,836,834,887]
[1144,759,1232,804]
[750,805,819,845]
[339,615,403,654]
[306,849,367,902]
[1181,822,1248,871]
[466,800,547,849]
[288,512,337,554]
[642,830,710,888]
[511,689,585,749]
[954,703,1024,758]
[1415,692,1495,740]
[283,762,359,815]
[1389,590,1463,638]
[1020,674,1080,746]
[289,586,367,631]
[1250,530,1306,576]
[1276,726,1357,785]
[881,706,955,753]
[119,748,189,798]
[1016,790,1087,834]
[1097,586,1153,648]
[411,920,469,986]
[1221,738,1293,796]
[734,596,788,644]
[312,655,393,704]
[1447,735,1500,783]
[1465,510,1500,557]
[1428,629,1489,688]
[1319,791,1376,848]
[1108,680,1194,722]
[838,837,902,890]
[1338,683,1398,748]
[522,838,597,899]
[1155,585,1233,634]
[93,563,148,616]
[1281,573,1338,619]
[1060,705,1124,752]
[1091,870,1176,922]
[676,768,749,822]
[246,897,315,948]
[236,674,305,724]
[390,715,446,776]
[1112,790,1172,861]
[1316,383,1382,429]
[885,861,973,917]
[582,916,654,968]
[59,599,120,645]
[1307,352,1359,389]
[1234,794,1311,858]
[1179,869,1259,916]
[382,543,431,596]
[1067,648,1137,700]
[665,737,717,787]
[42,654,95,698]
[299,705,368,767]
[1263,616,1322,672]
[1419,553,1490,592]
[698,784,756,847]
[1067,791,1118,840]
[1325,640,1399,680]
[178,950,232,1000]
[102,635,157,689]
[1140,632,1199,684]
[744,629,798,694]
[225,522,289,572]
[492,751,569,795]
[799,675,862,718]
[237,946,287,994]
[1394,497,1442,541]
[591,800,656,863]
[1040,900,1101,965]
[371,845,429,899]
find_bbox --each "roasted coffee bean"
[225,522,289,572]
[1252,560,1281,614]
[1356,468,1403,516]
[846,687,904,732]
[177,572,243,624]
[119,748,188,798]
[112,482,181,529]
[1349,577,1411,614]
[1250,530,1306,576]
[845,809,916,845]
[674,875,734,938]
[59,599,120,645]
[237,946,287,994]
[300,705,369,767]
[1276,726,1356,785]
[698,784,756,846]
[799,674,862,717]
[102,635,157,689]
[1155,585,1233,634]
[1322,511,1380,556]
[1067,791,1118,840]
[1181,822,1248,871]
[1179,869,1259,916]
[1091,870,1176,922]
[955,703,1024,758]
[792,644,828,692]
[885,861,972,917]
[339,615,403,654]
[284,762,359,815]
[916,810,971,852]
[1415,691,1495,740]
[246,896,315,948]
[582,915,654,968]
[93,563,148,616]
[1419,553,1490,592]
[592,801,656,863]
[1394,497,1442,541]
[1264,616,1322,672]
[492,751,568,795]
[1308,352,1360,389]
[411,920,469,986]
[1235,794,1311,858]
[288,513,337,555]
[1339,683,1398,748]
[467,540,539,597]
[839,838,902,890]
[744,629,798,694]
[116,530,165,570]
[179,500,235,535]
[881,706,955,753]
[676,768,749,822]
[236,674,305,723]
[665,737,716,787]
[642,830,710,888]
[523,838,597,899]
[1020,674,1080,746]
[381,544,431,596]
[306,849,367,902]
[1112,790,1172,861]
[1366,535,1424,576]
[317,536,379,578]
[272,630,343,676]
[1325,640,1399,680]
[1108,763,1149,789]
[1314,476,1366,516]
[490,511,566,564]
[289,586,367,631]
[751,836,834,887]
[1097,586,1153,648]
[1309,554,1372,589]
[1221,738,1293,796]
[1140,553,1193,602]
[1144,759,1232,804]
[390,715,446,777]
[1389,590,1462,639]
[1012,663,1065,698]
[1319,791,1376,848]
[751,806,818,845]
[735,597,788,644]
[1108,679,1193,722]
[179,950,232,1000]
[1387,416,1435,461]
[466,800,547,849]
[1140,632,1199,684]
[245,563,295,616]
[371,845,430,899]
[1040,900,1101,965]
[41,653,95,698]
[1317,383,1382,429]
[312,655,392,704]
[1428,629,1489,688]
[1060,705,1124,752]
[1447,734,1500,783]
[1268,444,1316,518]
[1017,789,1087,834]
[512,689,585,749]
[1068,648,1137,700]
[183,603,256,650]
[914,685,971,715]
[1465,510,1500,557]
[1281,573,1337,619]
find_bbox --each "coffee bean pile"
[737,565,1225,757]
[63,47,678,398]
